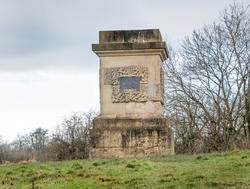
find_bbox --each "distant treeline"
[0,110,98,163]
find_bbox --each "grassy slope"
[0,150,250,189]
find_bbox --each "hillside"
[1,150,250,189]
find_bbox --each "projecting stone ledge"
[92,42,167,51]
[92,29,169,61]
[99,29,163,43]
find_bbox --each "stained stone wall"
[90,117,174,158]
[90,29,174,158]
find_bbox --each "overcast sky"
[0,0,249,142]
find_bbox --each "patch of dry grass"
[0,150,250,188]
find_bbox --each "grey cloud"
[0,0,136,73]
[0,0,249,73]
[1,24,62,57]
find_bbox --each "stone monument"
[90,29,174,158]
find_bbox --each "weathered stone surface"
[92,42,168,52]
[92,29,169,61]
[99,29,163,43]
[90,29,174,158]
[90,116,174,158]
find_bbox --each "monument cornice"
[92,42,168,61]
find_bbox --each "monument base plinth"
[90,116,174,158]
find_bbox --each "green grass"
[1,149,250,188]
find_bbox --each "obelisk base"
[90,116,174,158]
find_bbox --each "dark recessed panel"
[118,77,142,92]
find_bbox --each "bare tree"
[0,109,98,162]
[29,128,49,162]
[0,136,5,163]
[10,134,32,162]
[0,137,12,164]
[164,3,250,153]
[9,128,50,162]
[49,109,98,160]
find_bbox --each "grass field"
[1,149,250,189]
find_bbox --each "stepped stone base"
[90,116,174,158]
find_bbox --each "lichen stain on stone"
[120,128,164,150]
[100,29,162,44]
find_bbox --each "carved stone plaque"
[104,67,148,103]
[160,68,165,102]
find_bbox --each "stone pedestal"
[90,116,174,158]
[90,29,174,158]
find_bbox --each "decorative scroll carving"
[160,68,164,87]
[160,68,165,103]
[140,84,147,93]
[105,67,147,84]
[104,67,148,103]
[104,68,112,85]
[113,89,147,103]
